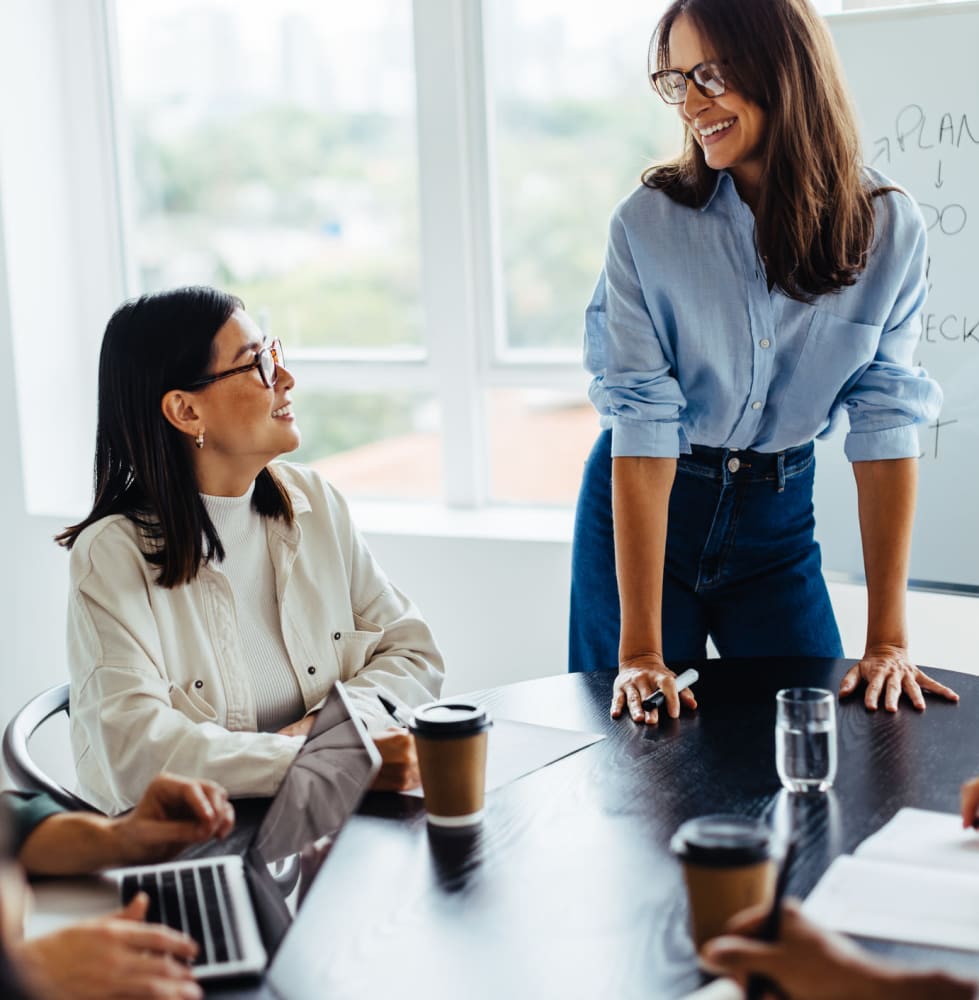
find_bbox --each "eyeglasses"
[649,60,727,105]
[186,339,284,390]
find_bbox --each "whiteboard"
[815,2,979,593]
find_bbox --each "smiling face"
[667,13,767,203]
[183,308,300,496]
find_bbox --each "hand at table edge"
[611,654,698,726]
[838,644,959,713]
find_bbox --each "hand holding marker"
[641,668,700,713]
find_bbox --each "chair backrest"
[3,683,94,811]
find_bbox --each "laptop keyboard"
[121,864,244,966]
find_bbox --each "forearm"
[18,812,125,876]
[853,458,917,648]
[612,456,676,663]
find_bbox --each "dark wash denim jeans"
[569,430,844,672]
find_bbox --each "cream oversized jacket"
[68,463,444,814]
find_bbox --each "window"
[115,0,442,499]
[25,0,946,515]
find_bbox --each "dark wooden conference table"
[214,658,979,1000]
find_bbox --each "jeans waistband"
[679,441,814,490]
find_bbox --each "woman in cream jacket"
[59,286,444,814]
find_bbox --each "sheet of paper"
[803,854,979,952]
[402,718,605,798]
[855,807,979,875]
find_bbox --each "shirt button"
[760,338,771,349]
[333,632,341,641]
[727,457,741,473]
[751,401,762,410]
[307,665,316,675]
[194,679,204,689]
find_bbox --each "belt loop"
[776,451,786,493]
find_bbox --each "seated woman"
[59,286,444,813]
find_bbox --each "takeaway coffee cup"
[670,815,778,949]
[409,702,492,827]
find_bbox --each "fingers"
[111,920,199,961]
[721,901,771,935]
[658,675,681,720]
[863,669,886,711]
[626,684,653,724]
[699,934,780,978]
[610,687,626,719]
[961,777,979,830]
[196,781,235,838]
[119,892,150,922]
[901,673,926,712]
[883,672,902,713]
[838,665,859,698]
[916,671,959,703]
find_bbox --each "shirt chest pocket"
[776,309,883,435]
[332,616,384,680]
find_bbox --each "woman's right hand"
[13,894,201,999]
[370,727,421,792]
[961,776,979,830]
[611,653,698,726]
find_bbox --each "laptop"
[109,681,381,981]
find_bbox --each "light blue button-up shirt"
[585,168,942,461]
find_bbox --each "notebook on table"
[108,681,381,981]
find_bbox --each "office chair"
[3,683,94,811]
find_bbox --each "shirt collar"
[700,169,732,212]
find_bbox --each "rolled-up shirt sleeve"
[843,195,943,462]
[585,211,687,458]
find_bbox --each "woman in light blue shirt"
[570,0,959,722]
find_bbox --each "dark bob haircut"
[57,286,293,587]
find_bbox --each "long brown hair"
[57,287,294,588]
[644,0,892,301]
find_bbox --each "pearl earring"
[195,430,205,449]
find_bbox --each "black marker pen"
[641,668,699,712]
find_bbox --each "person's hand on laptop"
[371,728,420,792]
[11,893,202,1000]
[18,774,235,876]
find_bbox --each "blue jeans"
[569,430,843,672]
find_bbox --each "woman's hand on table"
[370,727,421,792]
[611,653,697,726]
[961,776,979,830]
[839,643,959,712]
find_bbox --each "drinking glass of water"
[775,688,837,793]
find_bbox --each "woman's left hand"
[839,642,959,711]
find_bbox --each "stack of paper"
[803,808,979,951]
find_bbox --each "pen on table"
[641,668,699,713]
[744,836,797,1000]
[377,694,411,728]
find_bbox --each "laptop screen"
[249,681,381,916]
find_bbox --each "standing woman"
[59,287,444,813]
[570,0,959,724]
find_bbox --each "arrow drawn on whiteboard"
[872,136,890,165]
[936,160,944,189]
